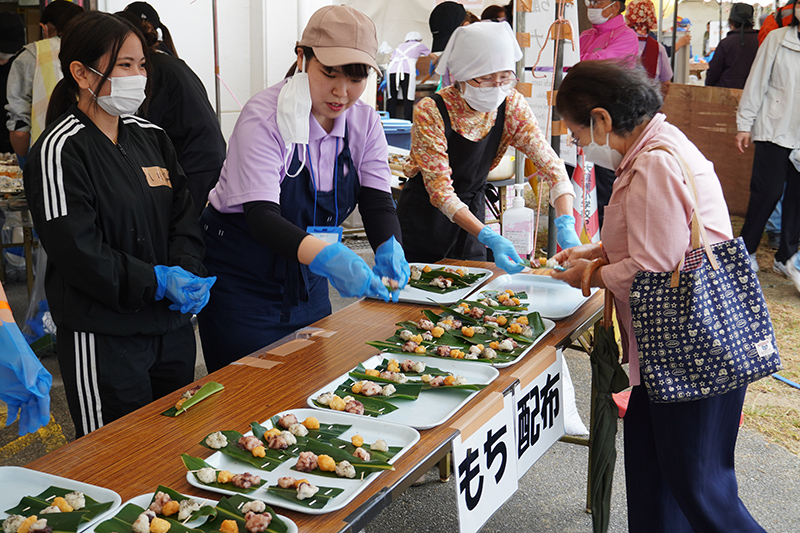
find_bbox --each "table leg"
[438,452,451,482]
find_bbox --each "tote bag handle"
[644,146,720,286]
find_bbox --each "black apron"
[198,129,360,372]
[397,93,506,262]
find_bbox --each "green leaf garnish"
[162,382,224,417]
[181,454,267,494]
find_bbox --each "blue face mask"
[582,116,624,170]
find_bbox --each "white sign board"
[451,391,519,533]
[511,346,565,476]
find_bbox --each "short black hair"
[556,60,662,135]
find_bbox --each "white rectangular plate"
[375,263,494,305]
[185,408,419,515]
[470,274,596,320]
[89,493,297,533]
[307,354,500,429]
[0,466,122,533]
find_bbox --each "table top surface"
[25,260,603,532]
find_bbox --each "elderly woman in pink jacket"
[551,61,766,533]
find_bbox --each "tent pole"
[670,0,678,72]
[212,0,222,123]
[547,12,566,258]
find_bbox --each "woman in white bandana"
[398,21,579,272]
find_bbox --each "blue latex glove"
[154,265,217,314]
[554,214,582,250]
[429,62,436,75]
[379,79,387,93]
[309,243,392,302]
[0,320,52,436]
[372,236,410,303]
[477,226,525,274]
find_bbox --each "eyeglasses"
[470,76,518,92]
[585,0,612,7]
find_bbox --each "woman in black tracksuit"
[23,12,214,438]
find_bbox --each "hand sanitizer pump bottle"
[502,184,534,258]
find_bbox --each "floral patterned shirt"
[404,85,573,221]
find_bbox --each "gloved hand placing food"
[477,226,525,274]
[154,265,217,314]
[0,319,52,436]
[309,243,392,302]
[372,236,410,302]
[554,214,582,250]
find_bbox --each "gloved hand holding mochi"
[372,236,410,302]
[309,242,392,302]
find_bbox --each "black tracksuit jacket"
[24,106,206,337]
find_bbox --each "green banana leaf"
[181,455,267,494]
[266,416,351,442]
[4,486,114,524]
[265,485,344,510]
[372,359,450,376]
[343,375,423,400]
[92,503,203,533]
[287,439,394,479]
[148,485,217,522]
[323,387,400,417]
[162,382,224,417]
[199,431,285,471]
[323,436,402,463]
[3,510,87,533]
[407,268,487,293]
[195,494,288,533]
[249,423,307,458]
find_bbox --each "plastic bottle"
[502,184,535,258]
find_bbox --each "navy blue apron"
[397,93,506,263]
[198,128,360,373]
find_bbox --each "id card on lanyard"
[306,139,343,243]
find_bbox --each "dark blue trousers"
[624,384,766,532]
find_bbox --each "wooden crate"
[662,84,753,217]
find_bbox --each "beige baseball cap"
[298,5,379,71]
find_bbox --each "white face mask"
[277,60,312,148]
[582,116,624,170]
[587,7,613,25]
[461,83,509,113]
[88,66,146,116]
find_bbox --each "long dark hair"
[285,46,371,80]
[556,60,662,135]
[115,10,159,51]
[46,11,150,126]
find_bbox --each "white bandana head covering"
[404,31,423,41]
[435,21,522,81]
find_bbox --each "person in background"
[705,3,759,89]
[758,0,795,45]
[385,31,434,120]
[481,4,507,21]
[5,0,83,163]
[0,280,52,436]
[198,6,408,373]
[428,1,467,88]
[24,11,214,438]
[398,22,579,268]
[735,0,800,277]
[123,1,179,57]
[625,0,673,96]
[117,10,226,218]
[0,12,25,155]
[552,60,766,533]
[579,0,639,228]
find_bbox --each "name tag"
[142,166,172,188]
[307,226,343,244]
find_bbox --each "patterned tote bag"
[629,147,782,403]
